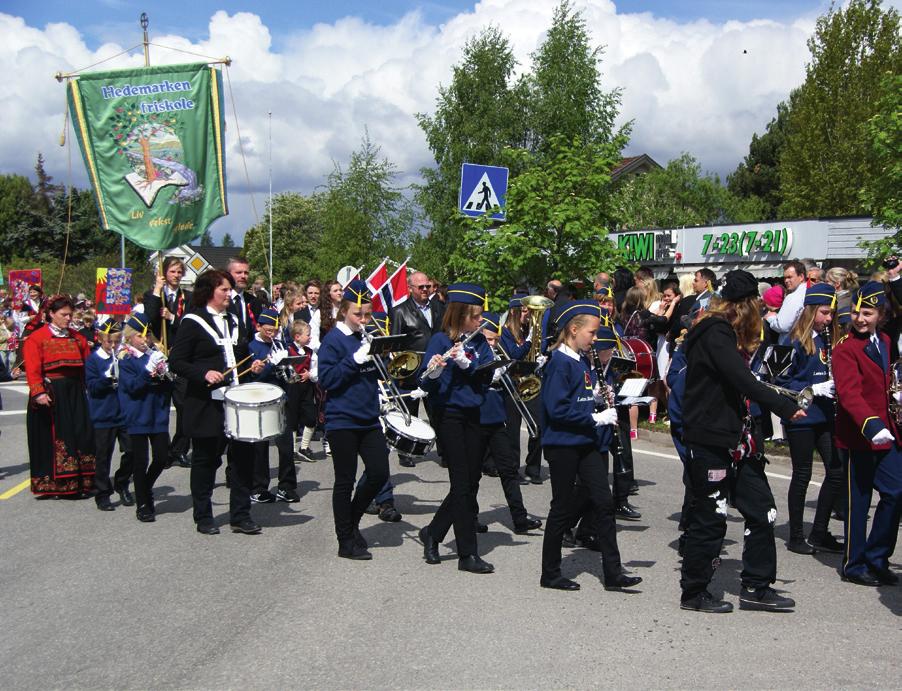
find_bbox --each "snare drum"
[224,383,286,441]
[382,410,436,458]
[621,338,656,379]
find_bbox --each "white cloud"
[0,2,819,246]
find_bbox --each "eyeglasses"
[415,284,432,290]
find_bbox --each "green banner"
[67,62,228,250]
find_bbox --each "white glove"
[536,354,547,368]
[871,428,895,445]
[453,347,471,370]
[269,348,286,366]
[491,367,505,384]
[409,387,428,400]
[104,364,116,379]
[352,340,371,365]
[811,380,834,398]
[145,350,165,373]
[894,391,902,404]
[592,408,619,426]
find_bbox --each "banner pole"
[141,13,150,67]
[268,110,273,299]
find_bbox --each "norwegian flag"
[387,261,409,308]
[366,259,390,312]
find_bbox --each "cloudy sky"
[0,0,881,244]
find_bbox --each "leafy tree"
[33,153,61,215]
[778,0,901,217]
[244,192,322,282]
[450,135,629,305]
[315,133,416,278]
[525,0,622,152]
[727,103,790,220]
[221,232,235,247]
[613,153,766,230]
[0,174,36,261]
[198,228,214,246]
[414,27,530,281]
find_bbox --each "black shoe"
[230,519,262,535]
[196,520,220,535]
[514,517,542,534]
[576,534,603,552]
[540,575,580,591]
[250,491,276,504]
[787,538,816,555]
[164,456,174,469]
[338,540,372,560]
[680,590,733,613]
[275,488,300,503]
[526,473,543,485]
[739,586,795,611]
[378,504,402,522]
[115,484,135,507]
[95,495,115,512]
[419,526,441,564]
[176,453,191,468]
[475,521,488,534]
[482,466,499,477]
[365,500,380,516]
[843,570,881,587]
[869,567,899,586]
[807,532,843,554]
[353,528,368,550]
[458,555,494,574]
[615,503,642,521]
[399,455,416,468]
[136,505,156,523]
[678,532,688,557]
[604,573,642,591]
[296,447,318,463]
[517,474,531,486]
[561,529,578,549]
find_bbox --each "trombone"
[368,314,423,381]
[491,346,539,438]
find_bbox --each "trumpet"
[420,320,490,380]
[761,382,814,409]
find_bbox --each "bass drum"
[621,338,656,380]
[382,410,436,458]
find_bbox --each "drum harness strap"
[182,313,240,396]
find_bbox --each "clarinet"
[591,349,625,472]
[823,323,836,423]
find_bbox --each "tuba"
[514,295,553,399]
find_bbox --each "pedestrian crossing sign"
[459,163,508,220]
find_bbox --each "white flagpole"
[268,110,273,300]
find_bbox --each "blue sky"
[6,0,829,49]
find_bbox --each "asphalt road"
[0,381,898,689]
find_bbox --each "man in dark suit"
[390,270,445,467]
[226,256,265,334]
[293,279,321,325]
[143,256,193,468]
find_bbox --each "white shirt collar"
[96,348,112,360]
[336,321,358,336]
[559,343,581,361]
[48,324,69,338]
[206,305,227,318]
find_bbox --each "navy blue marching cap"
[595,284,614,299]
[509,291,529,309]
[447,282,488,310]
[342,279,372,306]
[804,283,836,308]
[258,308,280,327]
[836,304,852,326]
[594,323,618,351]
[99,319,123,335]
[554,300,601,330]
[481,311,502,333]
[125,312,151,336]
[852,281,886,311]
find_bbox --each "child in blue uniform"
[248,308,300,504]
[418,283,495,573]
[777,283,844,555]
[317,280,390,560]
[85,320,134,511]
[479,312,541,534]
[118,313,172,523]
[540,301,642,592]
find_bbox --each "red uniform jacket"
[833,329,897,451]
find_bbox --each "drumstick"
[220,354,252,378]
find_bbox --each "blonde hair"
[699,295,763,353]
[825,267,858,291]
[789,304,822,356]
[280,289,299,323]
[441,303,482,341]
[550,314,597,351]
[637,276,660,308]
[678,272,695,297]
[291,320,311,337]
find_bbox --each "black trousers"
[168,376,190,458]
[190,436,254,525]
[327,427,389,542]
[612,407,635,502]
[680,445,777,598]
[93,426,133,497]
[504,393,543,478]
[428,407,486,558]
[131,432,168,507]
[542,444,622,582]
[481,422,528,527]
[252,429,298,493]
[786,423,844,540]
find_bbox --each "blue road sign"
[459,163,508,220]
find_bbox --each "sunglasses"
[415,284,432,290]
